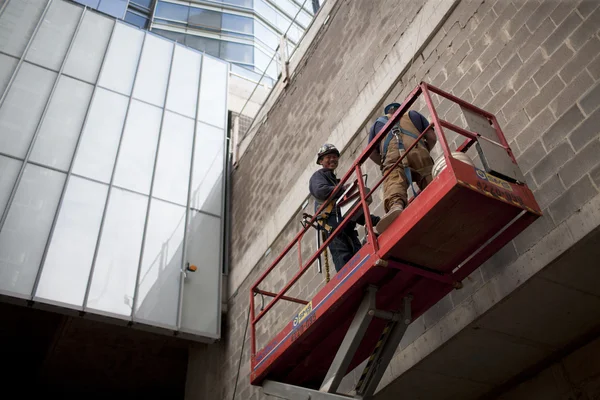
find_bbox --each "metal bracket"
[263,380,353,400]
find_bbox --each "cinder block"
[489,54,523,93]
[543,11,583,55]
[533,174,566,210]
[532,140,575,185]
[548,176,598,224]
[517,140,547,173]
[480,241,518,282]
[513,214,555,255]
[591,164,600,187]
[559,139,600,186]
[504,0,539,38]
[513,48,547,91]
[550,70,594,117]
[520,19,556,62]
[516,108,556,150]
[502,79,538,121]
[577,0,600,18]
[485,86,515,115]
[497,25,531,67]
[568,6,600,50]
[579,81,600,114]
[533,44,575,87]
[525,1,558,32]
[502,109,530,142]
[525,75,565,119]
[550,0,577,26]
[569,106,600,150]
[559,37,600,84]
[473,84,493,107]
[542,105,585,150]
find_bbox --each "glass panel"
[0,164,65,297]
[98,0,128,19]
[166,45,201,118]
[255,47,277,79]
[135,198,185,329]
[191,122,224,215]
[87,188,147,317]
[130,0,152,8]
[152,28,185,44]
[98,22,144,96]
[223,0,252,7]
[0,155,21,217]
[72,88,128,183]
[180,212,220,335]
[153,112,193,206]
[188,7,221,30]
[0,62,56,159]
[0,0,47,58]
[273,0,298,19]
[63,11,114,84]
[124,11,148,29]
[132,33,173,107]
[25,0,82,71]
[113,100,161,195]
[197,57,227,128]
[184,35,220,58]
[73,0,100,8]
[155,1,189,22]
[254,20,278,50]
[30,76,93,171]
[35,176,107,307]
[220,41,253,65]
[0,53,18,95]
[222,13,253,34]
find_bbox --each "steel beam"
[263,380,353,400]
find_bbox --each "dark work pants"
[325,213,380,272]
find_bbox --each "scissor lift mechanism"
[250,82,542,399]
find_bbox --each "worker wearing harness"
[368,103,437,233]
[309,144,380,272]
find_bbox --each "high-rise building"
[0,0,227,341]
[71,0,315,82]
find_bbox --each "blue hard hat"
[384,103,401,115]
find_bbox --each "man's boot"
[375,203,404,233]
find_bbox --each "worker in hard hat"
[368,103,437,233]
[309,144,380,272]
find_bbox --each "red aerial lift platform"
[249,83,542,399]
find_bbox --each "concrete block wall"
[186,0,600,398]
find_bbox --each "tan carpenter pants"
[381,133,434,212]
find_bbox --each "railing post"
[355,165,378,252]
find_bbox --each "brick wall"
[187,0,600,398]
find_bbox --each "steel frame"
[249,82,542,395]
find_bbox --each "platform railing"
[249,82,514,359]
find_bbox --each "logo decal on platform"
[292,301,313,327]
[474,168,513,192]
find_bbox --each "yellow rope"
[321,230,331,283]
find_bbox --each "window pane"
[0,164,65,297]
[98,0,128,19]
[124,11,148,29]
[166,45,200,118]
[132,33,173,107]
[73,0,100,8]
[72,88,128,183]
[0,0,47,58]
[152,28,185,44]
[25,0,82,71]
[130,0,152,8]
[0,62,56,159]
[35,176,108,307]
[197,56,227,128]
[0,156,21,217]
[155,1,189,22]
[180,212,220,335]
[222,13,253,34]
[223,0,252,7]
[87,188,147,317]
[188,7,221,30]
[191,123,224,215]
[63,11,114,84]
[254,20,278,50]
[98,22,144,96]
[184,35,220,58]
[0,53,18,95]
[30,76,93,171]
[255,47,277,79]
[220,41,253,64]
[113,100,162,195]
[153,112,193,206]
[135,198,185,329]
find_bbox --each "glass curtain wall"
[0,0,226,339]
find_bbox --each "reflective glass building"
[0,0,227,340]
[72,0,315,80]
